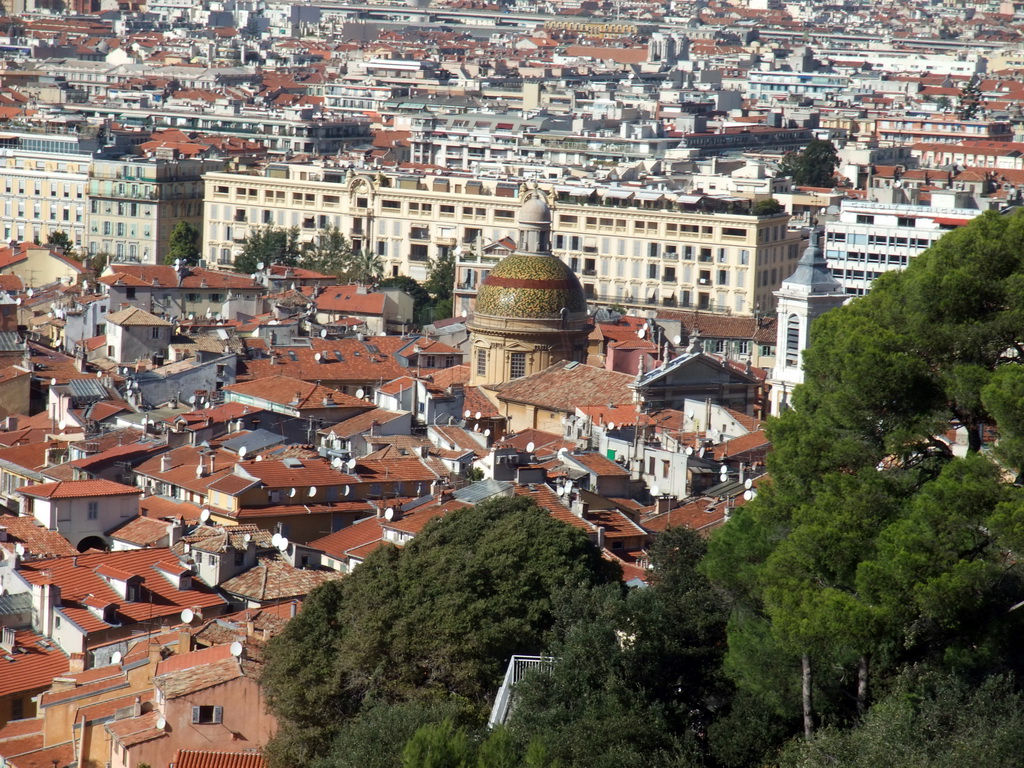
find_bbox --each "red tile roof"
[224,375,370,410]
[315,285,386,315]
[99,265,262,292]
[17,479,141,499]
[0,514,77,558]
[18,548,225,638]
[0,629,69,699]
[494,362,634,412]
[171,751,267,768]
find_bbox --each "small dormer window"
[180,575,192,590]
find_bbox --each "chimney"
[68,651,86,674]
[0,626,15,653]
[161,454,172,472]
[246,619,255,637]
[596,525,605,549]
[655,495,672,516]
[178,627,192,655]
[169,518,183,545]
[148,640,163,666]
[207,453,215,475]
[31,582,60,637]
[4,415,16,431]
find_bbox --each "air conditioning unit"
[699,278,710,285]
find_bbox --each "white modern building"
[824,192,988,295]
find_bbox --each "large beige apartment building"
[202,164,802,315]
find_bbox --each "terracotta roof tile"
[18,549,225,638]
[219,557,341,602]
[224,376,370,410]
[0,629,69,699]
[106,515,170,547]
[17,479,141,499]
[494,362,634,412]
[172,751,267,768]
[0,514,77,558]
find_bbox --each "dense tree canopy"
[704,208,1024,762]
[779,140,840,188]
[165,221,200,265]
[234,225,301,273]
[262,497,621,768]
[508,527,728,768]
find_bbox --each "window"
[717,269,729,286]
[785,314,800,366]
[510,352,526,379]
[856,214,875,224]
[761,344,774,357]
[150,327,161,340]
[192,705,223,724]
[662,460,669,479]
[476,349,486,377]
[87,501,98,520]
[126,287,136,300]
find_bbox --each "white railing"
[488,655,554,728]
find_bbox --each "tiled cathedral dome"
[474,253,588,319]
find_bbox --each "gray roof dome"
[782,228,844,294]
[518,194,552,228]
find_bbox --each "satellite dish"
[320,329,328,338]
[566,481,575,493]
[384,507,395,520]
[189,395,197,404]
[58,419,67,431]
[314,352,322,362]
[229,641,244,657]
[255,455,263,462]
[526,441,535,453]
[289,487,297,498]
[200,509,211,523]
[308,486,317,497]
[484,428,491,437]
[26,288,33,298]
[720,464,729,472]
[272,533,282,547]
[557,447,568,457]
[244,533,252,543]
[342,485,350,496]
[474,411,482,420]
[744,478,753,489]
[557,485,566,496]
[685,446,694,456]
[608,422,616,430]
[180,608,194,624]
[50,377,57,386]
[278,536,289,552]
[156,717,167,731]
[256,261,265,271]
[743,490,754,501]
[238,446,247,459]
[96,371,103,378]
[673,334,682,345]
[651,484,660,497]
[464,409,472,418]
[474,424,480,432]
[699,447,706,458]
[356,388,365,399]
[332,457,343,468]
[111,651,122,664]
[643,322,649,331]
[14,297,19,305]
[686,410,695,420]
[196,464,204,476]
[638,327,646,338]
[347,458,357,470]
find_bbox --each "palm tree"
[346,249,384,286]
